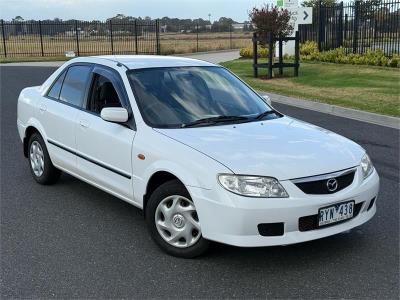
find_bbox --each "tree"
[249,4,293,40]
[301,0,337,7]
[211,17,235,32]
[358,0,382,21]
[115,14,126,19]
[12,16,24,22]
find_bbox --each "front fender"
[131,127,231,207]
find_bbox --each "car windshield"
[127,66,278,128]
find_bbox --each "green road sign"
[277,0,284,7]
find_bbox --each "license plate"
[318,201,355,227]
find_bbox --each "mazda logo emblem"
[326,178,338,192]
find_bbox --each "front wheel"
[146,180,210,258]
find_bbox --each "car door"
[75,66,136,199]
[40,64,92,173]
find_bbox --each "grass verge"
[0,56,70,63]
[221,59,400,117]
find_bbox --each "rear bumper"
[188,167,379,247]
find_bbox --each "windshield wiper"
[181,115,250,128]
[253,110,280,120]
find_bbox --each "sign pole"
[279,0,312,55]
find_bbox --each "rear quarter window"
[47,71,66,99]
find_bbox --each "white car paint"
[17,55,379,247]
[155,117,365,180]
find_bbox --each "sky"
[0,0,277,22]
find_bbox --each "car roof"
[87,55,217,69]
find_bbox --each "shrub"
[388,54,400,68]
[283,53,295,60]
[239,46,269,58]
[241,39,398,68]
[299,45,399,68]
[300,41,318,56]
[249,4,293,41]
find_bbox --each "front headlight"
[361,153,374,179]
[218,174,289,198]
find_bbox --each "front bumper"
[188,167,379,247]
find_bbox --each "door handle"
[39,104,47,112]
[79,120,89,128]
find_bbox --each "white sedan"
[17,55,379,258]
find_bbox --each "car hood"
[155,116,364,180]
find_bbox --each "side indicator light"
[137,154,145,160]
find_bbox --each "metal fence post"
[155,19,160,55]
[268,33,273,79]
[337,2,344,48]
[74,20,80,56]
[229,23,233,49]
[294,31,300,77]
[38,20,44,56]
[318,0,324,51]
[109,20,114,55]
[196,21,199,52]
[252,32,258,78]
[353,0,359,54]
[278,38,283,76]
[1,20,6,57]
[134,20,138,54]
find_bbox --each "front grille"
[293,169,356,194]
[298,202,364,232]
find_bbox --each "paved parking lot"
[1,66,399,299]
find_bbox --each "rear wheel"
[28,133,61,185]
[146,180,210,258]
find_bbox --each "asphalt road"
[1,66,399,299]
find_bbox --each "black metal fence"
[3,1,398,59]
[0,19,253,58]
[159,23,252,55]
[299,0,400,56]
[0,19,160,57]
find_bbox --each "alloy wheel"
[30,141,44,177]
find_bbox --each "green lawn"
[221,59,400,117]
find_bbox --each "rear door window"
[59,65,92,107]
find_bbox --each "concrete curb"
[174,49,241,56]
[261,91,400,130]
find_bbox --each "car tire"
[28,132,61,185]
[146,179,210,258]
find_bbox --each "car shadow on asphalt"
[206,230,369,262]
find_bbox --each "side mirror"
[262,95,272,106]
[100,107,128,123]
